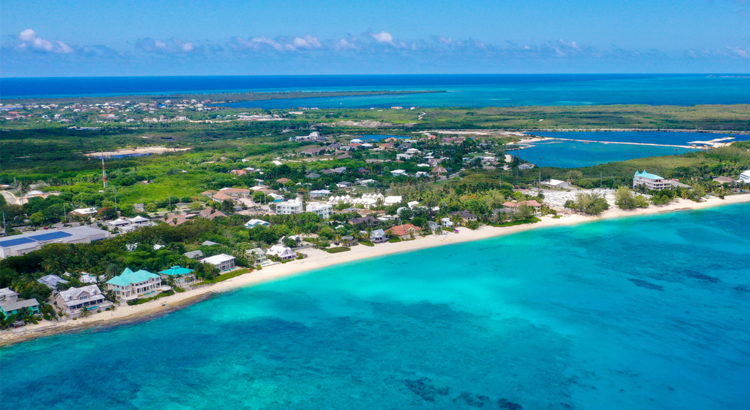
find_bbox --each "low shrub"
[325,247,351,253]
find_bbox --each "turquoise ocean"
[3,74,750,107]
[3,204,750,409]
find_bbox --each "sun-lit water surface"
[2,204,750,410]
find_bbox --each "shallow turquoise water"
[3,204,750,409]
[6,75,750,107]
[514,140,698,168]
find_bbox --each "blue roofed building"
[0,226,111,259]
[633,170,673,191]
[158,266,196,286]
[106,268,163,301]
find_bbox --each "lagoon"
[513,140,699,168]
[2,204,750,410]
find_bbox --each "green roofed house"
[106,268,163,301]
[158,266,196,286]
[633,170,673,191]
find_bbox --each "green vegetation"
[195,268,252,286]
[565,192,610,215]
[127,289,175,306]
[614,187,649,210]
[490,217,542,227]
[325,247,351,253]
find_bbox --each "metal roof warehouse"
[0,226,111,258]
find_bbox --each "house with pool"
[158,266,197,286]
[56,285,112,316]
[106,268,164,301]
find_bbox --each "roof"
[159,266,195,276]
[202,240,219,246]
[38,275,68,288]
[371,229,386,237]
[107,268,159,287]
[202,254,236,264]
[58,285,101,302]
[184,250,204,259]
[387,224,422,237]
[0,298,39,312]
[634,170,664,180]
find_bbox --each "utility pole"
[101,151,108,188]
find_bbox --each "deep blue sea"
[513,140,699,168]
[3,204,750,410]
[2,74,750,107]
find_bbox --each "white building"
[56,285,111,315]
[306,202,333,219]
[202,254,236,272]
[0,288,18,303]
[633,171,673,191]
[106,268,163,301]
[384,195,403,205]
[391,169,407,176]
[541,179,570,189]
[265,245,297,261]
[740,170,750,183]
[246,248,268,265]
[276,198,304,215]
[245,219,271,228]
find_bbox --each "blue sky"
[1,0,749,77]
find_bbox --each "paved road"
[0,190,26,205]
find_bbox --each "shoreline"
[3,193,750,348]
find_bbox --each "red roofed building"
[387,224,422,240]
[502,200,542,213]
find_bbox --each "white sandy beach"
[3,193,750,346]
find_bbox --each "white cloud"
[728,46,750,58]
[371,31,395,45]
[15,29,74,54]
[293,35,322,49]
[334,39,357,50]
[136,38,198,54]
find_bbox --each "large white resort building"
[106,268,163,301]
[276,198,304,215]
[740,170,750,183]
[633,171,673,191]
[306,202,333,219]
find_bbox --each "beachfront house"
[387,224,422,240]
[246,248,268,265]
[56,285,111,316]
[265,245,297,261]
[340,236,358,247]
[202,254,236,272]
[441,218,454,228]
[370,229,387,243]
[633,171,672,191]
[158,266,197,286]
[0,299,40,318]
[106,268,163,301]
[503,200,542,215]
[451,210,478,224]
